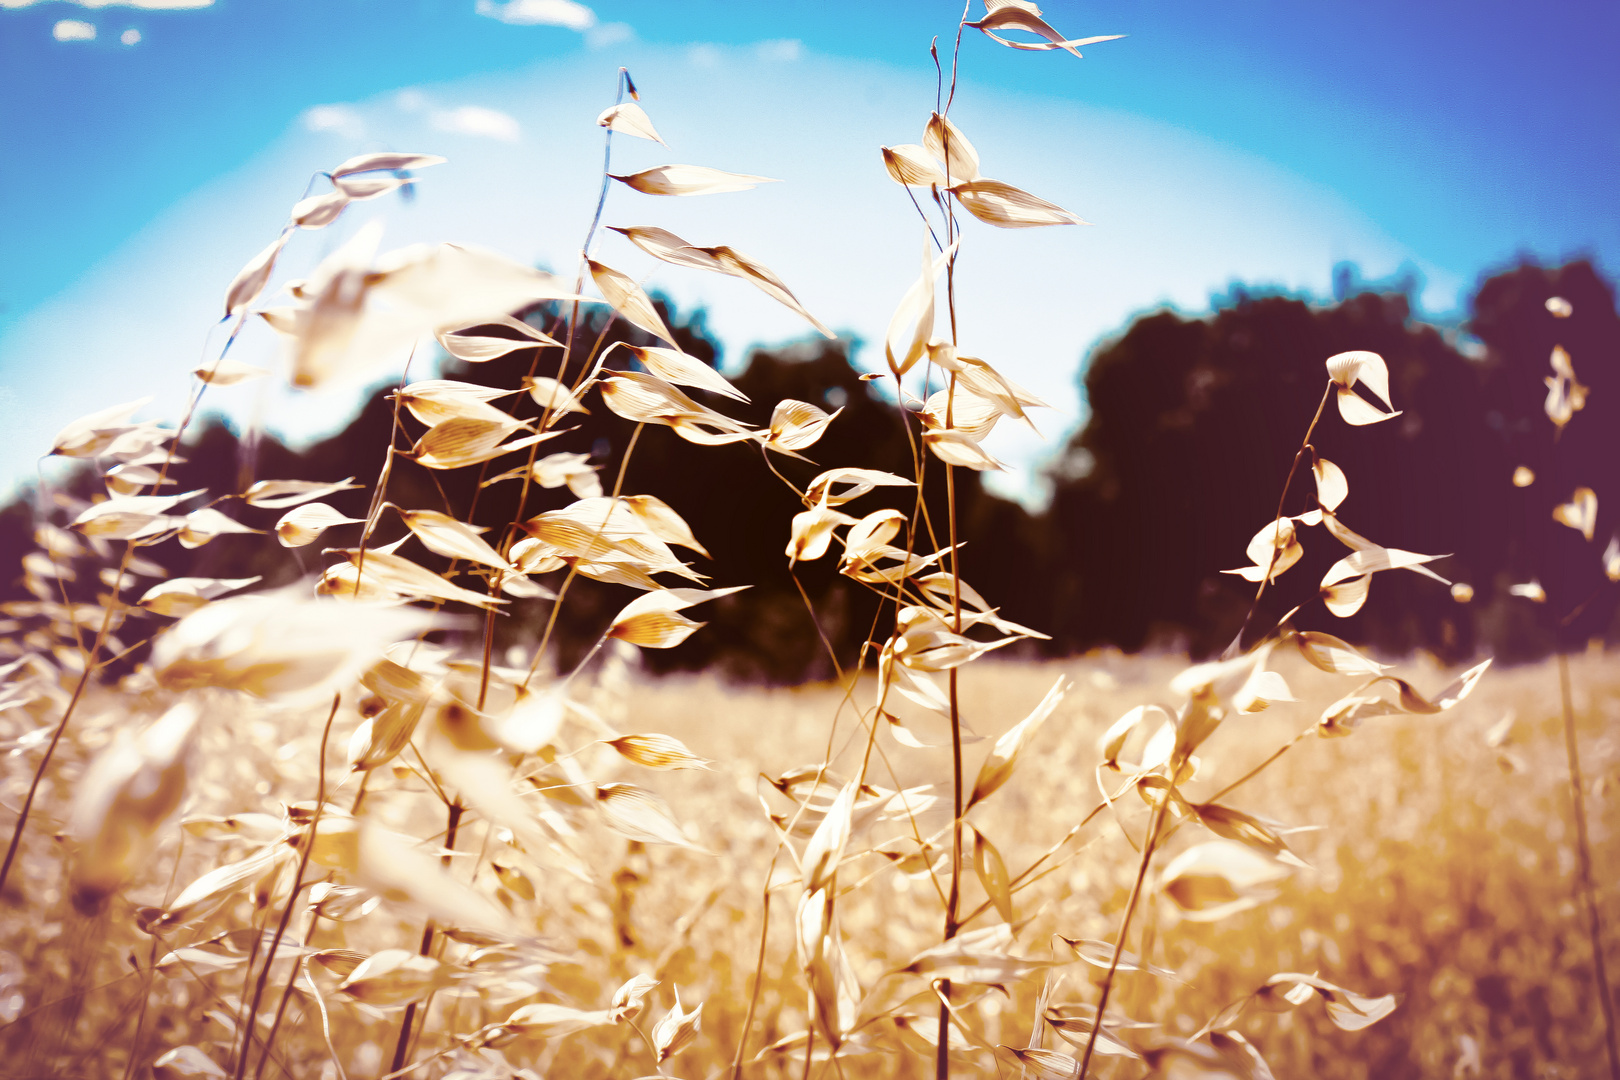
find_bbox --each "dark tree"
[6,261,1615,679]
[1038,259,1620,661]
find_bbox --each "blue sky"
[1,0,1616,501]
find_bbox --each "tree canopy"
[5,259,1614,681]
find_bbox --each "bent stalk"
[1560,652,1620,1080]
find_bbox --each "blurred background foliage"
[3,258,1614,682]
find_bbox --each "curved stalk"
[1224,380,1333,658]
[1207,726,1314,805]
[1560,652,1620,1080]
[235,692,341,1080]
[389,799,465,1076]
[933,16,968,1069]
[729,870,775,1080]
[252,696,341,1080]
[0,536,138,898]
[1077,793,1171,1080]
[525,422,644,682]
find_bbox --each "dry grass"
[651,650,1620,1078]
[2,9,1613,1080]
[2,651,1616,1078]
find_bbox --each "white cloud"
[5,0,211,8]
[755,39,802,63]
[393,91,522,143]
[51,18,94,40]
[686,43,721,69]
[119,27,139,44]
[584,20,631,49]
[683,40,803,70]
[0,48,1423,506]
[301,104,366,139]
[430,105,521,143]
[474,0,593,31]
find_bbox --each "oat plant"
[728,8,1488,1080]
[1512,292,1620,1079]
[0,6,1522,1080]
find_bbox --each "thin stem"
[790,570,845,682]
[533,64,627,512]
[349,770,372,815]
[476,581,500,712]
[943,1,971,117]
[377,1036,473,1080]
[0,539,136,898]
[936,460,963,1080]
[509,301,623,538]
[1226,381,1333,658]
[235,693,342,1080]
[302,969,349,1080]
[558,633,608,692]
[228,873,277,1067]
[729,871,775,1080]
[934,39,967,1069]
[854,369,945,793]
[1560,652,1620,1079]
[0,304,256,899]
[760,443,806,499]
[165,309,247,494]
[354,355,415,589]
[120,832,188,1080]
[1077,793,1171,1080]
[931,38,942,115]
[1560,584,1612,629]
[901,181,944,253]
[956,788,1135,932]
[623,1018,656,1068]
[1207,727,1313,805]
[582,71,627,262]
[526,422,644,681]
[253,697,341,1080]
[390,800,464,1075]
[34,465,88,657]
[130,930,300,1078]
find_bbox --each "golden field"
[2,647,1613,1079]
[2,20,1610,1078]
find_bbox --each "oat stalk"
[235,692,340,1080]
[1560,651,1620,1080]
[1077,793,1171,1080]
[1225,380,1333,658]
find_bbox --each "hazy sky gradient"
[2,0,1614,500]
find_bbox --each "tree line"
[3,258,1613,682]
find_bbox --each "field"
[2,7,1612,1079]
[2,647,1614,1079]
